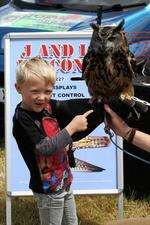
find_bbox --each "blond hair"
[16,56,56,86]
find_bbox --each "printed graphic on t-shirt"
[36,111,72,193]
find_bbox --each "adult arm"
[129,130,150,152]
[104,104,150,152]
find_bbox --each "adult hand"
[104,104,131,138]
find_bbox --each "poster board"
[4,32,123,196]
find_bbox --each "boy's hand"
[66,110,93,135]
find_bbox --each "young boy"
[13,56,104,225]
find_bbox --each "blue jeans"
[34,189,78,225]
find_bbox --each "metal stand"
[6,195,12,225]
[118,191,124,219]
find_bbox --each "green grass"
[0,149,150,225]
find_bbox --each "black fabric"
[13,106,48,193]
[108,97,147,128]
[51,98,104,141]
[67,144,76,168]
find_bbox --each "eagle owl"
[82,19,137,102]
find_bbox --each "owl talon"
[130,97,149,113]
[121,97,148,114]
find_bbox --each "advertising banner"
[5,32,123,196]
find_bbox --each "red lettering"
[63,44,74,57]
[21,45,32,58]
[73,58,82,72]
[39,44,49,57]
[49,58,83,73]
[50,44,61,57]
[60,59,73,73]
[50,59,60,72]
[79,43,87,57]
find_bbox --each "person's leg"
[34,192,66,225]
[62,189,78,225]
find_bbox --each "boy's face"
[15,78,53,112]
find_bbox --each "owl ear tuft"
[90,23,99,31]
[113,19,125,33]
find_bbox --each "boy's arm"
[36,128,73,155]
[13,112,73,156]
[13,108,93,156]
[37,109,93,155]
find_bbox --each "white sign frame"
[4,32,124,224]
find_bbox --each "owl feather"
[82,19,136,101]
[82,19,149,119]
